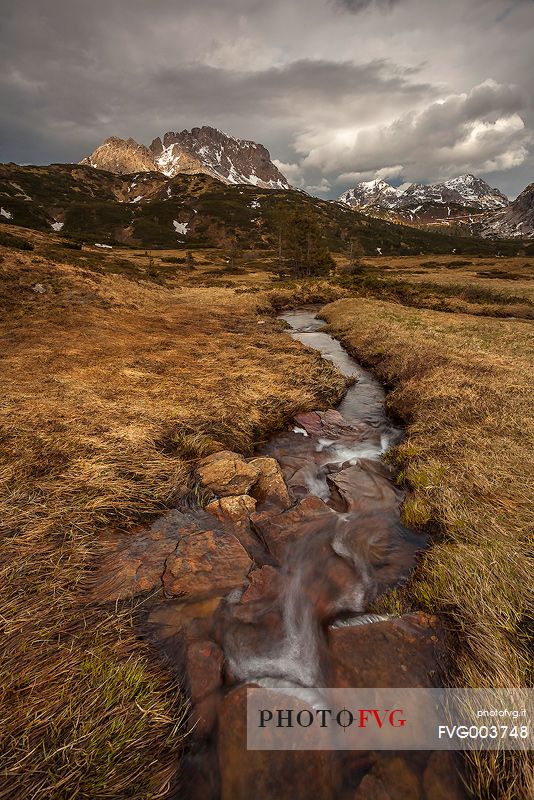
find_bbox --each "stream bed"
[97,308,465,799]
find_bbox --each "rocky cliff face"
[80,137,157,175]
[81,127,290,189]
[476,183,534,239]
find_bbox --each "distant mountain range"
[339,174,508,215]
[474,183,534,240]
[338,173,533,239]
[80,126,290,189]
[0,123,532,243]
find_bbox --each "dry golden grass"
[331,260,534,320]
[321,297,533,799]
[0,245,347,799]
[368,254,534,302]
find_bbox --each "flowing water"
[216,309,424,690]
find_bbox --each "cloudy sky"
[1,0,533,198]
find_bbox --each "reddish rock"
[422,752,466,800]
[248,456,292,510]
[353,756,423,799]
[294,409,363,439]
[251,495,338,561]
[205,494,271,564]
[206,494,257,521]
[240,565,281,605]
[197,451,260,496]
[293,410,323,435]
[218,686,337,800]
[94,510,200,601]
[330,613,443,688]
[147,596,222,644]
[186,639,225,737]
[186,639,225,704]
[163,530,252,598]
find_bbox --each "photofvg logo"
[247,688,534,751]
[259,706,406,730]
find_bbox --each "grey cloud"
[334,0,402,12]
[302,80,531,185]
[0,0,532,197]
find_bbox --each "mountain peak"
[80,136,156,174]
[81,127,290,189]
[339,178,399,210]
[339,173,509,219]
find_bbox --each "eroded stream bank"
[97,308,465,799]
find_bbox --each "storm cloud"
[0,0,532,198]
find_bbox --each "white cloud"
[300,81,531,186]
[273,159,305,187]
[304,177,332,195]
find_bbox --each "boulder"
[294,409,362,439]
[94,510,201,601]
[327,461,400,515]
[197,451,260,496]
[206,494,257,521]
[205,495,272,564]
[248,456,292,510]
[240,565,281,605]
[251,495,338,561]
[163,530,252,598]
[330,612,443,688]
[218,685,337,800]
[186,638,225,737]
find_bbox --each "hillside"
[0,163,528,256]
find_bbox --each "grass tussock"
[321,297,533,799]
[0,246,347,799]
[262,279,350,311]
[334,271,534,319]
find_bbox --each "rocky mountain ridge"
[339,174,509,222]
[474,183,534,239]
[81,126,290,189]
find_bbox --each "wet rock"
[293,410,323,436]
[248,456,292,510]
[186,639,224,703]
[422,752,466,800]
[218,685,337,800]
[327,460,400,515]
[197,450,260,496]
[146,596,221,645]
[241,565,281,605]
[186,639,225,737]
[94,510,201,601]
[205,494,272,564]
[294,409,363,439]
[330,613,443,688]
[163,530,252,598]
[353,756,423,799]
[251,495,338,561]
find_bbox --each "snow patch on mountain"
[173,220,189,235]
[339,174,509,221]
